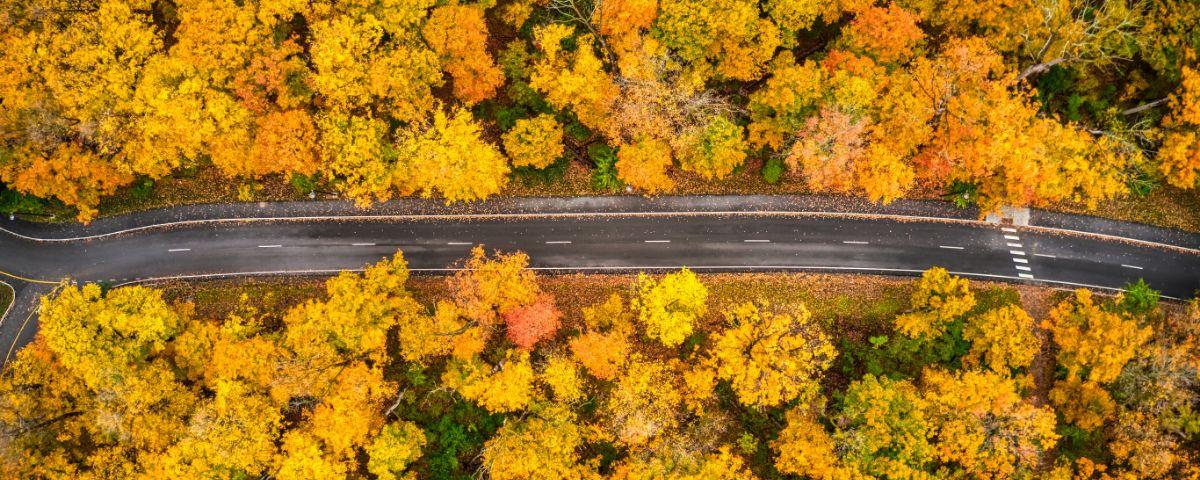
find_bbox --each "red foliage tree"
[503,294,562,350]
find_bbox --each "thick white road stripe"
[939,245,964,250]
[1009,250,1026,256]
[1121,264,1144,270]
[744,239,771,243]
[1034,253,1057,258]
[446,242,472,245]
[1006,242,1023,248]
[644,240,671,243]
[1015,266,1032,271]
[545,241,572,244]
[1004,235,1021,241]
[168,248,191,252]
[1018,273,1035,279]
[1013,258,1029,264]
[1001,227,1018,233]
[843,240,869,245]
[257,245,282,248]
[351,242,375,246]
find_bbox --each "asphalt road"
[1,211,1198,360]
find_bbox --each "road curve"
[1,202,1198,361]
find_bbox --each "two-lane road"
[2,210,1198,359]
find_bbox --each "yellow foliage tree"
[309,2,441,123]
[632,268,709,347]
[616,136,676,193]
[282,253,422,367]
[675,116,748,180]
[710,302,837,408]
[1159,66,1200,188]
[481,408,592,480]
[603,357,684,446]
[570,330,632,380]
[1048,376,1116,431]
[442,350,536,413]
[397,107,511,203]
[1043,289,1152,384]
[318,112,399,205]
[773,409,853,479]
[540,355,586,404]
[963,305,1042,372]
[422,4,504,104]
[655,0,781,81]
[366,421,427,480]
[894,267,976,341]
[503,114,565,169]
[921,368,1059,478]
[530,25,618,131]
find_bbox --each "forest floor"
[0,283,11,323]
[20,158,1200,232]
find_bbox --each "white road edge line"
[843,241,869,245]
[744,239,771,243]
[938,245,964,250]
[0,280,14,326]
[5,211,1196,254]
[1121,264,1144,270]
[446,242,472,245]
[257,245,282,248]
[109,266,1181,300]
[351,242,376,246]
[545,241,572,244]
[644,240,671,243]
[1034,253,1057,258]
[168,248,191,252]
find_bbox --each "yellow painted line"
[3,283,59,366]
[0,270,59,285]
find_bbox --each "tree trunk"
[1016,57,1068,83]
[1120,97,1170,116]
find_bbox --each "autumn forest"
[1,248,1197,478]
[2,0,1200,221]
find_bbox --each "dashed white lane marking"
[257,245,282,248]
[1013,258,1029,264]
[644,240,671,243]
[843,241,869,245]
[1015,265,1032,271]
[168,248,191,252]
[1034,253,1057,258]
[1018,273,1035,279]
[1001,227,1018,233]
[351,242,375,246]
[1121,264,1143,270]
[1006,242,1023,248]
[446,242,472,245]
[545,241,572,244]
[939,245,964,250]
[1004,235,1021,241]
[744,239,771,243]
[1009,250,1026,256]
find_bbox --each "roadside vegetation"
[1,248,1196,479]
[2,0,1200,227]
